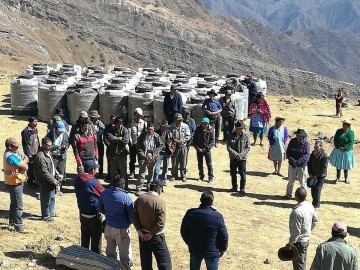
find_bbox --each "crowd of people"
[3,80,358,270]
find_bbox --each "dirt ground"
[0,80,359,270]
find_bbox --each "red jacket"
[72,130,98,165]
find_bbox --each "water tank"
[99,90,129,125]
[190,103,204,125]
[233,92,246,120]
[67,88,99,124]
[153,96,166,130]
[10,75,39,115]
[128,92,154,124]
[38,83,68,121]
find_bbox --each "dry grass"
[0,80,359,270]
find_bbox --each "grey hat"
[294,129,307,137]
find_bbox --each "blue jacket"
[163,91,183,115]
[97,186,134,229]
[74,173,104,215]
[181,204,228,258]
[286,138,310,167]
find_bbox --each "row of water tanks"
[10,63,267,129]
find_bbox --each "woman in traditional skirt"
[267,117,288,176]
[329,120,355,184]
[249,92,271,147]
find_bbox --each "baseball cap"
[83,160,99,171]
[201,117,210,124]
[134,108,143,116]
[56,121,66,132]
[332,221,347,234]
[80,111,88,118]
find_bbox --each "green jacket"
[310,237,358,270]
[334,129,354,151]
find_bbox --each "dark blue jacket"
[97,186,134,229]
[163,91,183,115]
[286,138,310,167]
[74,173,104,215]
[181,204,228,258]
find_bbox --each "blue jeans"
[6,184,23,230]
[153,151,170,181]
[40,186,56,218]
[190,254,219,270]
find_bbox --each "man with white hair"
[310,221,358,270]
[128,108,147,179]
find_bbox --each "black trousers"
[139,234,172,270]
[196,151,214,179]
[222,116,235,141]
[311,176,325,207]
[129,144,138,174]
[165,113,175,125]
[97,143,105,175]
[292,241,309,270]
[230,159,247,190]
[210,117,221,142]
[80,214,102,254]
[27,155,36,185]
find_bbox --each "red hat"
[246,73,253,78]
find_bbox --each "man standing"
[135,123,163,196]
[226,120,250,195]
[285,129,310,200]
[153,120,174,184]
[131,180,172,270]
[163,84,183,124]
[69,111,95,144]
[181,191,228,270]
[72,118,98,173]
[104,114,116,181]
[74,160,104,254]
[128,108,147,179]
[241,73,258,113]
[285,187,318,270]
[219,90,236,141]
[89,110,106,178]
[193,117,215,183]
[98,176,133,266]
[3,138,28,232]
[169,113,191,182]
[105,117,130,187]
[21,117,40,187]
[203,89,222,146]
[182,108,196,168]
[310,221,358,270]
[34,137,61,221]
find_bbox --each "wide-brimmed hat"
[225,89,233,95]
[207,89,218,96]
[114,117,123,124]
[5,137,20,147]
[89,110,101,118]
[182,107,191,114]
[307,178,317,188]
[160,120,169,128]
[234,120,245,129]
[275,116,285,122]
[294,129,307,137]
[150,179,164,188]
[170,84,177,90]
[278,245,299,261]
[343,119,351,125]
[174,113,183,121]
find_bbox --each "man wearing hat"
[285,129,310,200]
[182,107,196,169]
[105,117,130,187]
[21,117,40,187]
[34,137,62,221]
[227,120,250,195]
[69,111,96,145]
[74,159,104,254]
[135,123,163,196]
[310,221,358,270]
[163,84,183,124]
[72,118,98,174]
[128,108,147,179]
[241,73,258,113]
[154,120,174,183]
[169,113,191,182]
[89,110,106,178]
[104,114,116,181]
[219,89,236,141]
[193,117,215,183]
[47,108,69,133]
[285,187,318,270]
[131,179,172,270]
[202,89,222,146]
[4,137,29,232]
[46,121,70,189]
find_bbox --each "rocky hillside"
[0,0,359,97]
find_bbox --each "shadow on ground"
[321,201,360,209]
[4,251,57,269]
[253,201,294,208]
[174,184,230,193]
[347,226,360,238]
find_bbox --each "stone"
[24,244,34,250]
[0,260,10,268]
[264,258,271,264]
[55,236,64,241]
